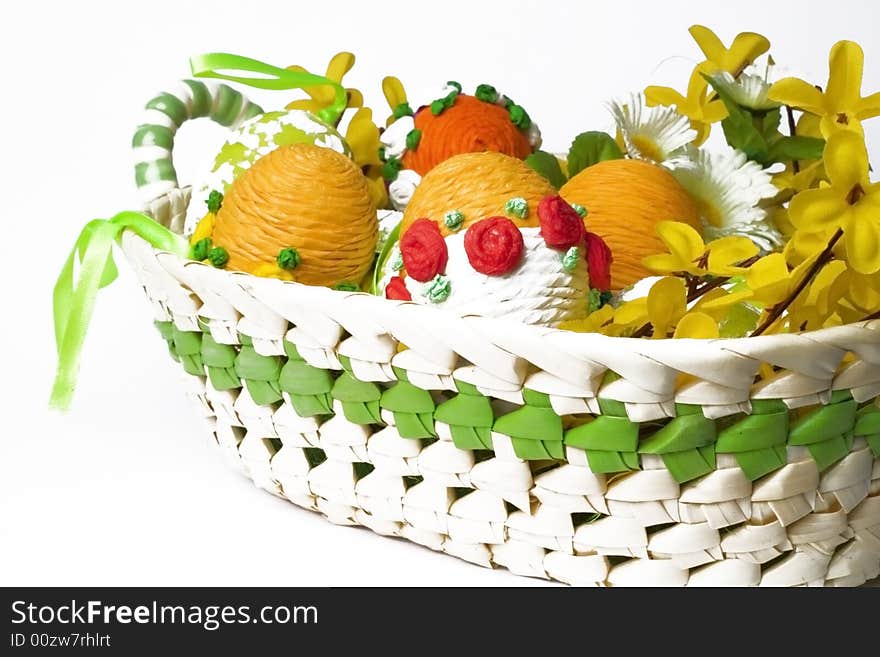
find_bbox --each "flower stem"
[785,105,800,173]
[630,255,761,338]
[751,227,844,336]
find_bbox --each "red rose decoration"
[400,218,448,282]
[585,231,613,291]
[463,216,525,275]
[385,276,412,301]
[538,195,585,250]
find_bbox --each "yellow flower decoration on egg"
[345,107,388,208]
[787,131,880,274]
[642,221,759,277]
[286,52,364,119]
[282,52,387,207]
[382,76,409,127]
[768,40,880,138]
[190,211,215,246]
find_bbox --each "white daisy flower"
[609,93,696,163]
[665,146,782,251]
[710,70,779,111]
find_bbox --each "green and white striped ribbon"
[132,79,264,203]
[133,53,349,205]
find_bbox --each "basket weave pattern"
[127,188,880,586]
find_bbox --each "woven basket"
[118,80,880,587]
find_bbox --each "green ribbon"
[189,52,347,126]
[50,212,188,410]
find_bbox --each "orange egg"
[402,94,533,176]
[560,159,702,289]
[212,143,377,287]
[401,151,556,237]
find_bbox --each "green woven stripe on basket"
[563,397,639,472]
[234,345,283,405]
[331,372,383,425]
[639,404,717,483]
[200,332,241,391]
[171,326,204,376]
[381,381,437,439]
[279,341,334,416]
[789,390,858,470]
[494,389,564,460]
[854,403,880,456]
[154,321,179,361]
[434,380,494,450]
[716,399,789,481]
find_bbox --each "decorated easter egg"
[560,159,701,290]
[379,82,542,210]
[401,152,556,237]
[382,196,602,327]
[401,94,535,176]
[184,110,350,234]
[209,143,377,287]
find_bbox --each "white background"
[2,0,879,586]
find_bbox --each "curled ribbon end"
[50,211,186,411]
[49,378,75,412]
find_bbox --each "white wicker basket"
[47,72,874,587]
[108,178,880,587]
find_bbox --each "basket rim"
[140,185,880,350]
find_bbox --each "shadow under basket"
[128,186,880,587]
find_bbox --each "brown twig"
[630,254,762,338]
[785,105,800,173]
[860,308,880,322]
[751,228,844,336]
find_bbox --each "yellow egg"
[212,143,377,287]
[401,151,556,237]
[560,159,702,290]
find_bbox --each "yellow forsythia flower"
[689,24,771,78]
[673,312,720,339]
[768,40,880,138]
[645,26,770,145]
[788,131,880,274]
[642,221,758,278]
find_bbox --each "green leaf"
[703,74,769,163]
[524,150,567,189]
[757,108,782,142]
[567,131,623,178]
[372,219,401,295]
[766,136,825,163]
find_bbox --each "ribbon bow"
[189,52,348,126]
[50,213,188,410]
